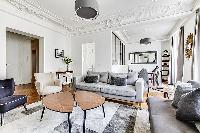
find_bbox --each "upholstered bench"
[0,78,27,126]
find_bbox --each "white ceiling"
[24,0,197,42]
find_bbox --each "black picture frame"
[55,49,64,58]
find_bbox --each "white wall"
[71,30,112,76]
[0,0,71,79]
[182,15,195,82]
[125,41,162,72]
[6,32,32,85]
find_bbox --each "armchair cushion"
[34,73,62,96]
[54,79,62,87]
[42,86,62,95]
[0,95,27,113]
[0,79,15,99]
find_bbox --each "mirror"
[129,51,157,64]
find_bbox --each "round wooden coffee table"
[41,92,74,133]
[75,91,105,133]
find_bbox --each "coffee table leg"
[83,110,86,133]
[68,113,71,133]
[40,107,45,121]
[102,104,105,118]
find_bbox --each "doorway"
[6,31,40,85]
[31,39,39,84]
[82,43,95,75]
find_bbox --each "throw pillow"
[115,77,127,86]
[187,80,200,88]
[127,71,138,85]
[108,72,127,83]
[176,88,200,121]
[87,71,100,76]
[110,76,127,86]
[172,84,193,108]
[84,75,99,83]
[110,76,117,85]
[87,71,108,83]
[138,68,149,84]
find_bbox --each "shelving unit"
[161,50,170,83]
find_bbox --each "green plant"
[62,56,72,65]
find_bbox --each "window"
[112,33,125,65]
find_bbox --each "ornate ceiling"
[7,0,198,41]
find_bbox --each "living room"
[0,0,200,133]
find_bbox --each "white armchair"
[34,73,62,98]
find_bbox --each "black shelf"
[162,60,170,62]
[162,55,170,57]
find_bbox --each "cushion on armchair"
[172,84,193,108]
[0,79,15,99]
[0,95,27,113]
[176,88,200,121]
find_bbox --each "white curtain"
[176,27,184,81]
[171,30,180,84]
[193,9,200,82]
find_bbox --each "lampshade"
[75,0,99,19]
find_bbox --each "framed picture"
[55,49,64,58]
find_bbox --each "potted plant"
[62,56,72,71]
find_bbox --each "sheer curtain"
[193,9,200,82]
[169,30,180,84]
[176,27,184,81]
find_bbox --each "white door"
[82,43,95,75]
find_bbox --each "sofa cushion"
[100,84,136,97]
[87,71,108,83]
[176,88,200,121]
[172,84,193,108]
[99,72,108,83]
[75,82,101,92]
[108,72,128,84]
[127,72,138,85]
[138,68,149,84]
[84,75,99,83]
[110,77,127,86]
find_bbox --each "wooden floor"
[14,84,166,109]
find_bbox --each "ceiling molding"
[7,0,194,36]
[7,0,73,31]
[72,1,193,36]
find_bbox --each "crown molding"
[72,1,193,36]
[7,0,73,31]
[7,0,194,36]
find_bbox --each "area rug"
[0,101,150,133]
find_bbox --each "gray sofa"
[73,72,146,103]
[147,97,199,133]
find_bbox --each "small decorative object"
[62,56,72,71]
[185,33,193,59]
[55,49,64,58]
